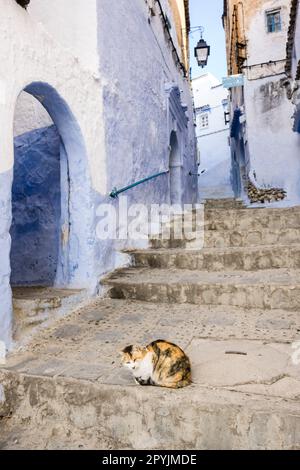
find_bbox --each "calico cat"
[120,340,192,389]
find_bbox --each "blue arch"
[24,82,89,183]
[12,82,95,288]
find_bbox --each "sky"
[189,0,228,81]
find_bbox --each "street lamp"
[190,26,210,68]
[194,38,210,68]
[15,0,30,8]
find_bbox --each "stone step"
[204,198,245,209]
[130,244,300,271]
[104,268,300,311]
[12,287,87,343]
[150,207,300,246]
[204,207,300,231]
[151,227,300,249]
[1,370,300,450]
[142,206,300,249]
[1,298,300,450]
[204,228,300,248]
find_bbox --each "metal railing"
[109,170,169,199]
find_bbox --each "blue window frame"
[266,10,282,33]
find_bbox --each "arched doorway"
[9,82,94,340]
[169,131,182,205]
[11,92,62,286]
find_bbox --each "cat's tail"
[160,378,192,389]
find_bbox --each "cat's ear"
[121,345,133,355]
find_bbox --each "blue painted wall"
[0,169,13,349]
[96,0,197,210]
[11,125,61,286]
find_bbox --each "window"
[199,104,211,113]
[222,99,229,109]
[199,113,209,129]
[266,9,282,33]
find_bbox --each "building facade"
[286,0,300,132]
[192,73,232,200]
[0,0,197,350]
[223,0,300,203]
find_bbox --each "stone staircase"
[1,199,300,450]
[106,204,300,312]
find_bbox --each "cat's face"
[120,345,147,370]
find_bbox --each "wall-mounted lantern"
[15,0,30,9]
[194,38,210,68]
[190,26,210,69]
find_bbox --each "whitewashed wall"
[230,0,300,203]
[291,2,300,79]
[290,1,300,134]
[14,0,100,135]
[246,0,291,65]
[28,0,99,74]
[14,92,52,137]
[0,1,106,189]
[0,0,106,349]
[244,76,300,198]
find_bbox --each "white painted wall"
[0,0,107,349]
[292,3,300,79]
[246,0,290,66]
[230,0,300,203]
[290,1,300,134]
[28,0,99,74]
[14,92,52,137]
[0,0,106,191]
[244,76,300,199]
[14,0,99,136]
[192,73,232,200]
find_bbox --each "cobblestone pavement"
[3,297,300,394]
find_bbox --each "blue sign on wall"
[222,74,244,89]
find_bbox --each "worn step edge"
[12,289,89,346]
[1,370,300,450]
[128,243,300,255]
[127,245,300,271]
[103,270,300,310]
[150,229,300,249]
[103,268,300,286]
[204,207,300,216]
